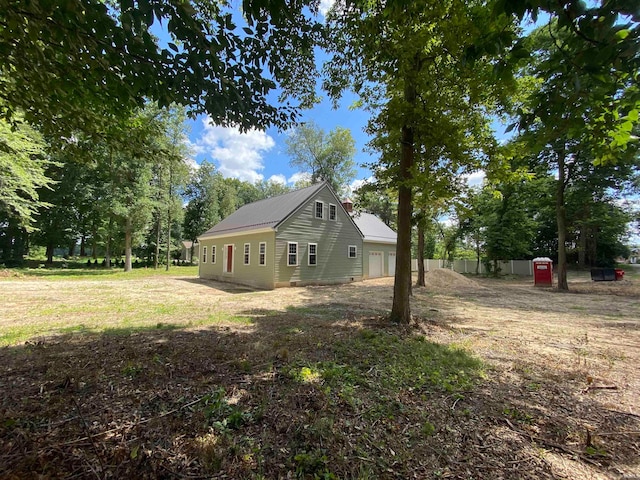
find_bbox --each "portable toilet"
[533,257,553,286]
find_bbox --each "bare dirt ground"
[1,269,639,479]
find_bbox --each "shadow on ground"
[1,298,638,479]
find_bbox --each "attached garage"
[368,251,384,278]
[350,212,397,279]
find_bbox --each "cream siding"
[362,241,397,279]
[198,231,276,289]
[274,185,363,287]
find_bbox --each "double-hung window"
[211,246,216,264]
[243,243,250,265]
[308,243,317,266]
[202,246,207,263]
[315,201,324,219]
[259,242,266,266]
[348,245,357,258]
[288,242,298,266]
[329,204,337,221]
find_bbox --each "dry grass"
[0,268,639,479]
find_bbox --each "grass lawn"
[1,269,639,479]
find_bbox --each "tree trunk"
[390,87,415,324]
[21,229,29,258]
[589,227,598,267]
[166,211,171,270]
[190,244,195,264]
[556,148,569,291]
[578,226,587,269]
[105,217,112,268]
[46,243,54,264]
[475,232,481,275]
[154,216,161,270]
[416,219,425,287]
[80,235,86,257]
[124,216,132,272]
[166,175,172,272]
[68,241,75,258]
[91,227,97,260]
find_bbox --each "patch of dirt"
[423,268,483,289]
[0,269,22,278]
[1,272,639,479]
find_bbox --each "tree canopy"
[0,0,322,137]
[285,121,356,196]
[0,116,52,228]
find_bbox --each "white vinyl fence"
[411,259,533,276]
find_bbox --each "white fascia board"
[364,239,397,245]
[197,227,274,242]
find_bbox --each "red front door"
[226,245,233,273]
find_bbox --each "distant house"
[181,241,199,263]
[197,182,397,289]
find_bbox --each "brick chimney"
[342,198,353,213]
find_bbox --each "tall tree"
[149,105,191,271]
[0,116,51,228]
[285,121,357,196]
[183,161,225,254]
[509,6,639,289]
[353,185,397,229]
[324,0,514,323]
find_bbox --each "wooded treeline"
[0,105,297,268]
[356,154,635,275]
[1,0,638,322]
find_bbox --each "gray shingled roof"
[198,183,326,238]
[351,212,397,243]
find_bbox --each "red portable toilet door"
[533,257,553,286]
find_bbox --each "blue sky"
[184,90,380,190]
[185,101,493,191]
[178,2,505,192]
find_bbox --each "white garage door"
[369,251,383,278]
[388,252,396,276]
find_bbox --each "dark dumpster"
[591,268,624,281]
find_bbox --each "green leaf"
[615,29,630,40]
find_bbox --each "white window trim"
[348,245,357,258]
[308,243,318,266]
[202,246,207,264]
[314,200,324,219]
[243,243,250,265]
[211,245,216,264]
[287,242,298,266]
[259,242,267,266]
[329,203,337,221]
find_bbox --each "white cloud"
[267,174,287,185]
[288,172,312,185]
[319,0,334,16]
[463,170,486,187]
[184,156,199,171]
[195,117,275,183]
[348,177,374,195]
[185,138,205,157]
